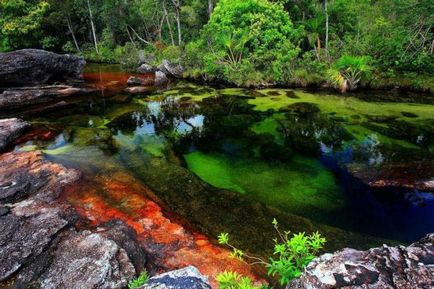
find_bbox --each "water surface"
[7,65,434,256]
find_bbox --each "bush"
[218,219,326,286]
[128,270,150,289]
[216,271,268,289]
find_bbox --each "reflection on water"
[6,66,434,255]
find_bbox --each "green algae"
[249,89,434,123]
[184,151,345,216]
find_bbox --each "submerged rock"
[0,85,95,110]
[347,162,434,192]
[0,49,85,87]
[0,118,30,152]
[288,233,434,289]
[127,76,154,86]
[139,266,211,289]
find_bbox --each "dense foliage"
[0,0,432,90]
[218,219,326,286]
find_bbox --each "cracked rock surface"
[288,234,434,289]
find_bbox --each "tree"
[0,0,50,51]
[193,0,302,84]
[328,55,371,92]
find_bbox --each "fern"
[128,270,150,289]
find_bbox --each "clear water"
[5,65,434,255]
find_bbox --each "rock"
[0,205,75,282]
[0,118,30,152]
[125,86,156,94]
[98,220,147,274]
[157,60,184,78]
[347,162,434,192]
[139,266,211,289]
[288,234,434,289]
[0,85,95,110]
[16,226,138,289]
[0,151,80,282]
[127,76,154,86]
[0,151,81,204]
[138,64,156,74]
[155,71,169,86]
[0,49,86,87]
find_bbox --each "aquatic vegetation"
[128,271,149,289]
[184,151,345,216]
[218,219,326,285]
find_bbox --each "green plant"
[218,219,326,286]
[329,55,371,92]
[128,270,150,289]
[216,271,268,289]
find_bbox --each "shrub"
[328,55,371,92]
[218,219,326,286]
[216,271,268,289]
[128,270,150,289]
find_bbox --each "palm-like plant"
[330,55,371,92]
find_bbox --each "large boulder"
[139,266,211,289]
[16,226,138,289]
[0,49,86,87]
[157,60,184,78]
[288,234,434,289]
[0,152,147,289]
[138,64,156,74]
[155,71,169,86]
[0,85,95,110]
[0,151,81,282]
[0,118,30,152]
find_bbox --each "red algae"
[83,72,154,94]
[64,171,262,288]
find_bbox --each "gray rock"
[0,118,30,152]
[0,85,95,110]
[0,49,86,87]
[155,71,169,86]
[0,206,73,282]
[157,60,184,78]
[98,220,147,274]
[138,64,156,74]
[127,76,154,86]
[16,228,137,289]
[139,266,211,289]
[288,234,434,289]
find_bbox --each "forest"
[1,0,433,91]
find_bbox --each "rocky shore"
[0,49,95,111]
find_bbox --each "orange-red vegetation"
[64,171,262,288]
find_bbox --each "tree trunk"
[208,0,214,18]
[171,0,182,45]
[163,0,175,45]
[86,0,99,54]
[67,17,81,53]
[324,0,329,57]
